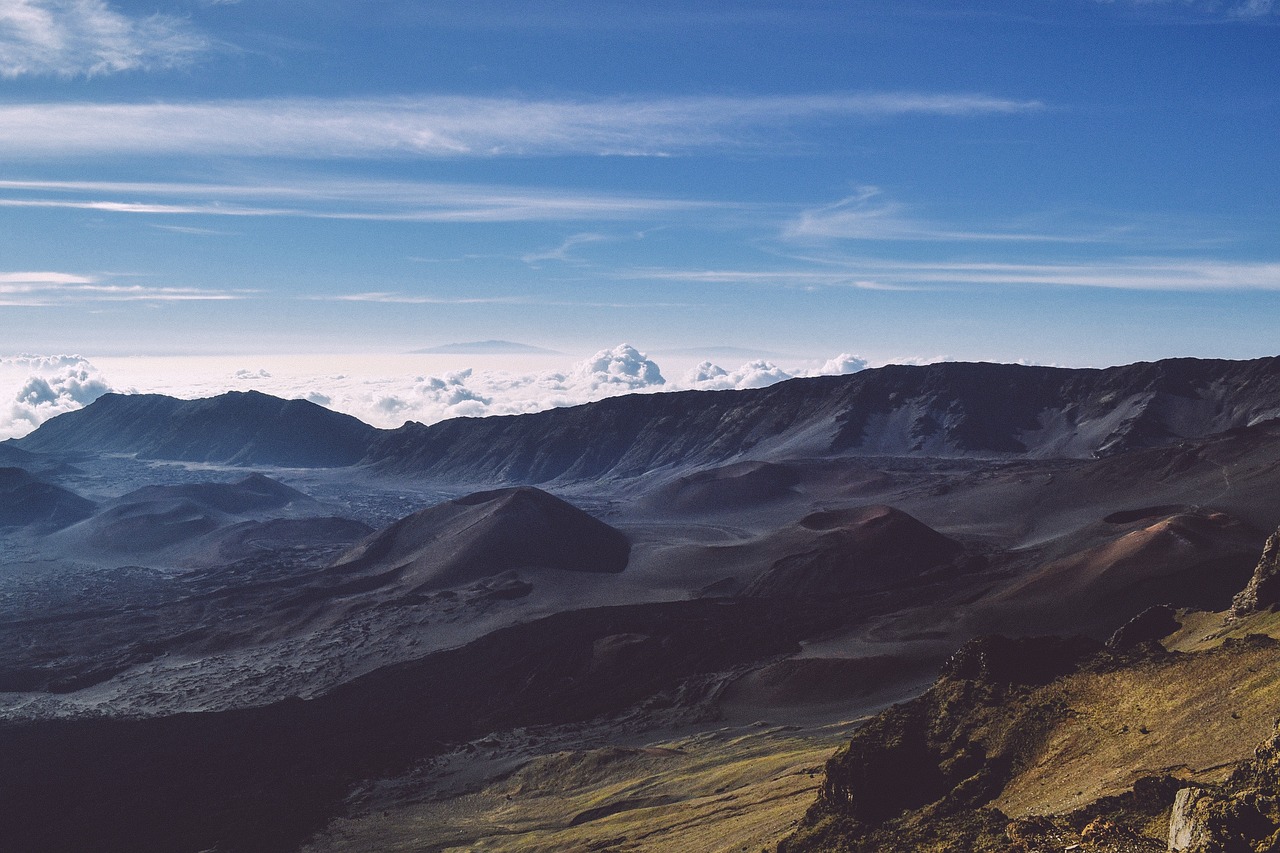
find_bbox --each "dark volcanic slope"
[366,356,1280,483]
[0,597,842,853]
[323,486,630,595]
[0,466,95,530]
[0,441,36,467]
[15,390,377,467]
[985,510,1263,634]
[637,460,803,515]
[116,472,313,515]
[51,473,320,558]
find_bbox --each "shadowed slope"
[50,473,321,559]
[0,466,95,530]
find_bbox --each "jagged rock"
[1107,604,1180,651]
[941,634,1101,687]
[1232,530,1280,616]
[1160,722,1280,852]
[1167,787,1212,852]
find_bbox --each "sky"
[0,0,1277,435]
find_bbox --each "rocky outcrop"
[1167,787,1213,852]
[941,634,1102,686]
[1107,604,1181,651]
[1161,722,1280,852]
[779,635,1102,853]
[780,522,1280,853]
[1232,529,1280,616]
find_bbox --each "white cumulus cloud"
[0,354,112,438]
[683,352,865,391]
[685,359,792,390]
[815,353,869,375]
[568,343,664,390]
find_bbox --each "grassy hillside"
[780,570,1280,852]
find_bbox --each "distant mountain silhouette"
[411,340,560,354]
[15,390,377,467]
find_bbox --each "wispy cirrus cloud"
[624,258,1280,292]
[621,267,930,291]
[0,270,248,305]
[0,177,720,223]
[784,187,1108,244]
[1093,0,1276,19]
[1230,0,1276,17]
[0,92,1043,160]
[312,292,528,306]
[0,0,209,77]
[520,232,612,264]
[310,291,692,309]
[0,270,95,285]
[870,258,1280,290]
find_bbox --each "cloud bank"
[276,345,866,429]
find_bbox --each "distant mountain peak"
[411,340,561,355]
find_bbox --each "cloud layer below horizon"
[0,345,870,440]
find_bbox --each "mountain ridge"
[365,356,1280,482]
[12,390,377,468]
[10,356,1280,478]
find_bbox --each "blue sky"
[0,0,1277,369]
